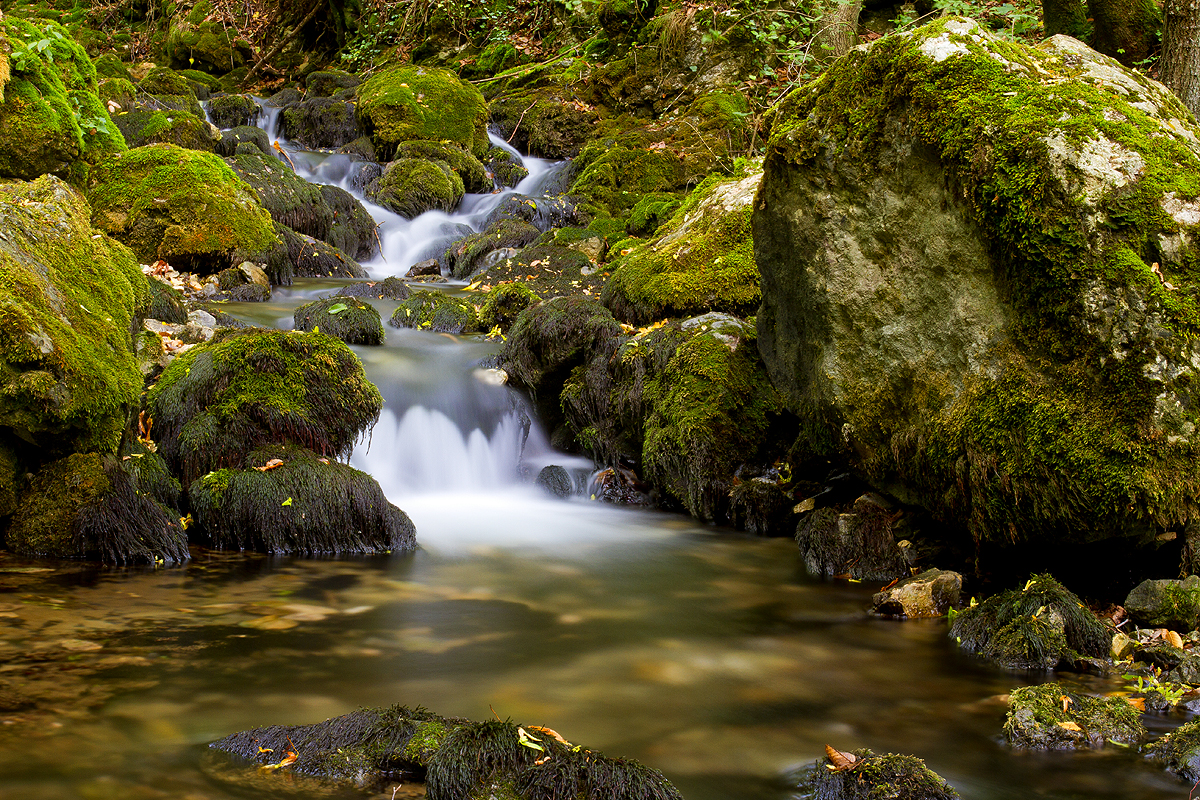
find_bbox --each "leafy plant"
[9,24,69,74]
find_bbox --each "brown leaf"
[1126,696,1146,711]
[1060,695,1073,713]
[253,458,285,472]
[1167,630,1185,649]
[825,745,858,772]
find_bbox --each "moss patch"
[1005,683,1145,749]
[389,290,480,334]
[800,748,960,799]
[357,64,489,159]
[368,157,464,218]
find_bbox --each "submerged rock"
[949,574,1110,670]
[147,329,383,484]
[1005,683,1145,749]
[209,704,682,799]
[755,17,1200,563]
[1148,717,1200,783]
[798,748,960,799]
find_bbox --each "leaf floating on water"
[327,302,349,315]
[1057,721,1083,732]
[254,458,285,472]
[825,745,857,772]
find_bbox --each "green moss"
[164,1,251,76]
[147,329,383,484]
[88,143,278,271]
[625,192,680,236]
[760,18,1200,547]
[479,282,540,333]
[97,77,135,111]
[1005,683,1145,749]
[0,16,125,182]
[569,137,686,217]
[389,290,481,334]
[356,64,489,159]
[0,174,148,465]
[603,171,759,324]
[949,574,1110,669]
[800,749,960,800]
[207,93,258,128]
[640,317,785,521]
[370,157,465,218]
[112,109,219,151]
[1149,717,1200,782]
[393,140,490,193]
[92,53,131,81]
[293,295,384,346]
[188,444,414,554]
[138,65,192,96]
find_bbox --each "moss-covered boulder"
[798,748,959,800]
[797,496,911,582]
[189,445,414,555]
[389,290,480,334]
[280,95,361,150]
[484,146,528,188]
[368,157,464,218]
[755,18,1200,562]
[490,86,601,159]
[293,296,384,346]
[207,93,259,129]
[1005,684,1145,749]
[6,452,187,563]
[164,0,253,75]
[93,53,132,82]
[214,124,271,157]
[147,329,383,484]
[306,69,360,97]
[0,175,148,497]
[393,140,490,193]
[445,219,541,280]
[1124,576,1200,631]
[138,66,193,97]
[209,704,681,799]
[89,143,278,273]
[480,282,540,333]
[949,574,1110,670]
[1148,717,1200,782]
[603,168,760,324]
[569,135,687,218]
[147,277,188,324]
[357,65,489,160]
[112,109,221,151]
[0,16,125,181]
[338,277,411,301]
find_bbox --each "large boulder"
[1005,684,1145,750]
[146,329,383,484]
[112,109,221,151]
[755,18,1200,560]
[1124,576,1200,631]
[356,65,490,159]
[0,17,125,181]
[603,167,761,324]
[0,175,149,515]
[89,143,279,273]
[163,0,253,75]
[279,95,361,150]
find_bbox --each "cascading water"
[239,102,600,553]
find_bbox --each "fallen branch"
[244,0,322,87]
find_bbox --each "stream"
[0,105,1192,800]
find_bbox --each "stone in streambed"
[873,568,964,618]
[1124,576,1200,632]
[1005,683,1144,750]
[798,748,960,799]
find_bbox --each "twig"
[244,0,322,86]
[507,100,538,143]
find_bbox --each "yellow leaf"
[282,497,293,507]
[254,458,285,472]
[1126,697,1146,711]
[1167,630,1184,649]
[1057,721,1083,732]
[825,745,858,772]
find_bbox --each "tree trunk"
[1086,0,1161,67]
[813,0,863,61]
[1042,0,1088,38]
[1160,0,1200,118]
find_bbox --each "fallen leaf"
[1126,697,1146,711]
[1061,695,1073,713]
[327,302,349,315]
[281,497,293,507]
[1167,630,1185,649]
[254,458,285,472]
[825,745,857,772]
[1057,721,1083,732]
[528,725,571,746]
[517,727,545,751]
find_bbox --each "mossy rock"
[489,86,600,159]
[636,314,786,522]
[483,192,581,233]
[93,53,132,82]
[1124,576,1200,631]
[1005,684,1145,749]
[367,157,464,218]
[207,93,259,129]
[468,243,603,300]
[393,140,490,193]
[112,109,221,151]
[177,68,222,96]
[147,276,187,323]
[214,125,272,158]
[389,290,480,334]
[1148,717,1200,783]
[484,145,528,188]
[0,16,125,182]
[337,276,410,301]
[479,282,540,333]
[188,445,414,555]
[625,192,681,237]
[209,704,681,798]
[164,1,253,76]
[0,174,148,471]
[305,69,360,97]
[797,497,910,581]
[97,76,136,113]
[569,136,687,217]
[799,748,959,800]
[6,452,188,564]
[949,574,1110,669]
[357,64,489,160]
[146,329,383,484]
[265,225,368,283]
[459,40,524,81]
[604,168,760,324]
[445,218,541,280]
[138,65,193,97]
[88,143,278,273]
[293,296,384,346]
[280,96,361,150]
[755,18,1200,555]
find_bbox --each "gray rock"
[1124,576,1200,631]
[872,568,963,617]
[535,465,573,498]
